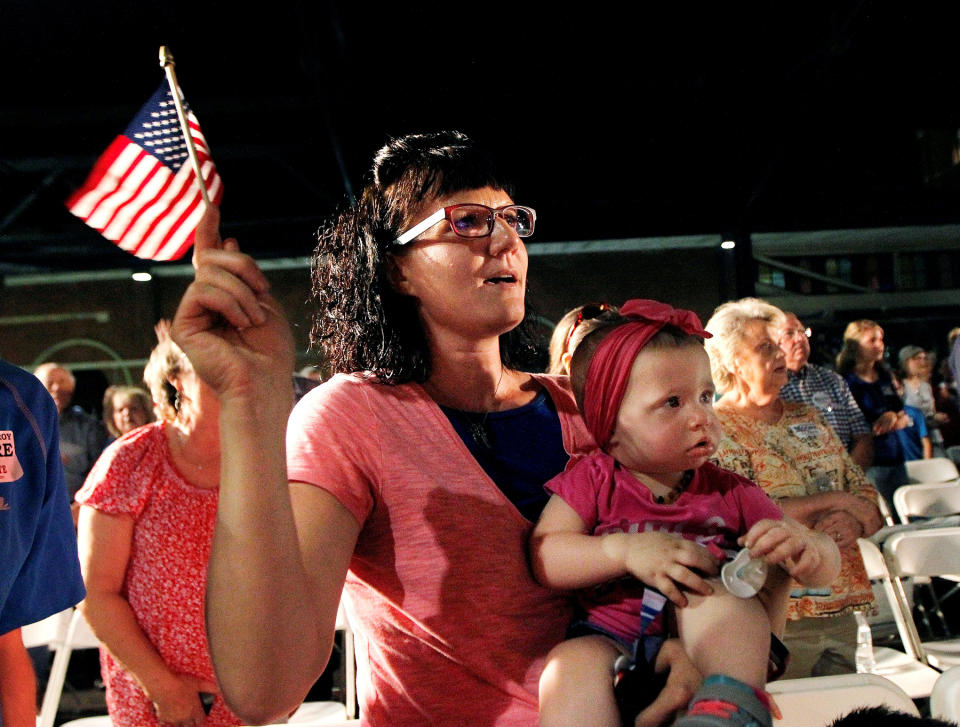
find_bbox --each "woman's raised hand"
[171,206,295,403]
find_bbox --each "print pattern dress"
[712,401,877,620]
[76,422,240,727]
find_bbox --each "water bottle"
[855,611,876,673]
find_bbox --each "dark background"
[4,3,960,273]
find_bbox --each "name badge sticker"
[788,422,823,440]
[811,392,834,412]
[0,431,24,483]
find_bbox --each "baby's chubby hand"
[739,517,840,587]
[614,532,719,608]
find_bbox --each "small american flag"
[66,83,223,261]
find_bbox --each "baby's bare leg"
[756,565,792,638]
[539,634,624,727]
[675,578,770,689]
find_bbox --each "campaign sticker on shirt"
[811,392,834,412]
[788,422,824,440]
[0,430,24,482]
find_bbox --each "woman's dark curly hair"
[310,131,541,383]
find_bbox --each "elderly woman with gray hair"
[102,385,155,439]
[704,297,883,679]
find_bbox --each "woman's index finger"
[192,204,224,267]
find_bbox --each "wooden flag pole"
[159,46,211,205]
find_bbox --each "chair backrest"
[21,606,100,651]
[21,608,72,649]
[767,673,918,726]
[893,482,960,521]
[905,457,960,484]
[884,526,960,579]
[858,537,887,580]
[931,666,960,722]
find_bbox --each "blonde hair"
[836,319,881,375]
[704,297,785,393]
[546,303,618,375]
[143,335,189,423]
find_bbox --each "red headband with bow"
[582,299,711,449]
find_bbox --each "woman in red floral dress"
[77,326,241,727]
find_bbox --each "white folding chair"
[855,539,941,698]
[894,482,960,521]
[904,457,960,484]
[883,527,960,670]
[337,599,356,720]
[767,673,919,726]
[20,609,71,651]
[931,666,960,722]
[30,601,357,727]
[21,607,107,727]
[893,482,960,635]
[286,599,357,723]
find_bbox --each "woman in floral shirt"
[704,298,883,680]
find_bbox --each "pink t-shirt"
[75,422,240,727]
[545,455,782,643]
[286,373,595,727]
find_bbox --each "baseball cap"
[898,345,925,366]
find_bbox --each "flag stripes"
[66,83,222,261]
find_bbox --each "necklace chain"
[653,469,694,504]
[463,367,505,452]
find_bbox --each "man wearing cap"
[776,312,874,469]
[898,345,946,456]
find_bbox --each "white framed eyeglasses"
[392,203,536,247]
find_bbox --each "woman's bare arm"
[205,464,360,722]
[78,508,217,724]
[171,208,360,723]
[777,490,880,533]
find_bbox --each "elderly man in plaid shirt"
[776,312,874,470]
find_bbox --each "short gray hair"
[704,297,785,393]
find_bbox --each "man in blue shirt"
[1,359,86,726]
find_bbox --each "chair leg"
[38,643,71,727]
[913,589,936,638]
[344,629,355,719]
[929,583,950,637]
